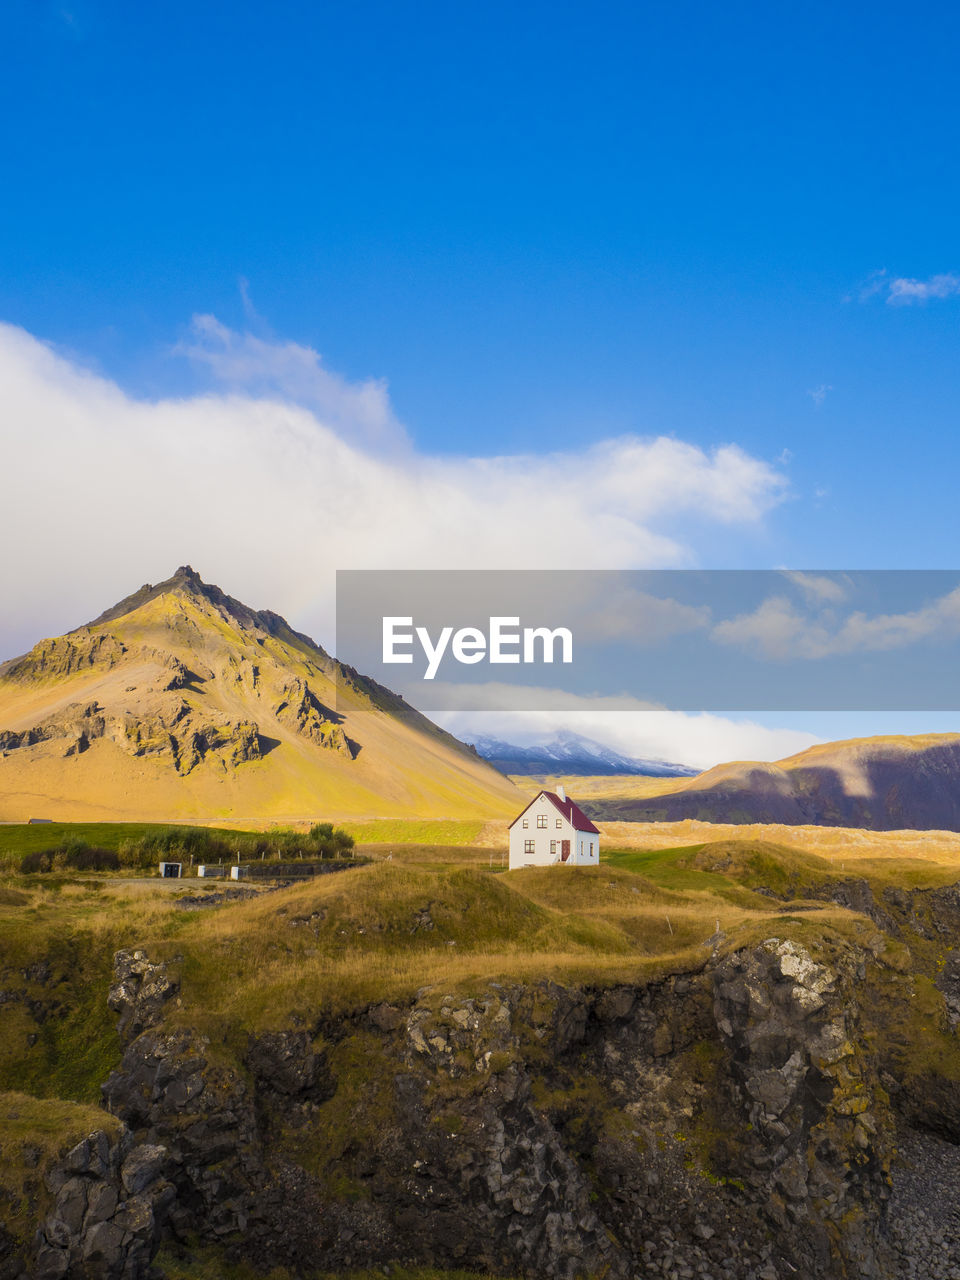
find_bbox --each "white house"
[508,785,600,869]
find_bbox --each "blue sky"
[3,0,960,763]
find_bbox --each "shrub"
[307,823,355,857]
[116,827,233,869]
[20,840,119,873]
[116,840,159,870]
[20,850,53,874]
[333,829,355,854]
[68,846,120,872]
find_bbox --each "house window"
[537,814,548,828]
[556,818,562,828]
[522,818,529,828]
[579,841,583,855]
[524,839,535,854]
[550,840,556,854]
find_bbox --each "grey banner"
[335,570,960,711]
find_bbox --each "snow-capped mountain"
[470,730,697,777]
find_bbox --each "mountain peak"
[84,567,323,654]
[171,564,203,586]
[86,565,213,628]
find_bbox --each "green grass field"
[341,818,488,846]
[0,821,257,867]
[603,840,826,894]
[604,836,960,895]
[0,821,368,873]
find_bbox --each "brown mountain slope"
[0,567,521,824]
[584,733,960,831]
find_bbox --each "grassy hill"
[2,826,943,1099]
[564,732,960,831]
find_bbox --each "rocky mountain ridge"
[0,567,520,822]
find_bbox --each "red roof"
[509,790,600,835]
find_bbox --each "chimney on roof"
[557,784,566,802]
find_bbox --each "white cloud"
[806,384,832,409]
[713,596,833,659]
[854,268,960,307]
[175,313,410,453]
[713,585,960,660]
[850,268,889,303]
[849,264,960,304]
[887,273,960,305]
[0,318,788,664]
[780,571,850,605]
[435,699,819,772]
[838,589,960,651]
[577,586,711,644]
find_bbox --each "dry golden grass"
[136,855,851,1034]
[509,774,694,801]
[0,1090,121,1152]
[599,818,960,871]
[3,823,955,1065]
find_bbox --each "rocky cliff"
[10,844,960,1280]
[6,927,960,1279]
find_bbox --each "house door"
[561,840,571,862]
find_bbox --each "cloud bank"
[435,700,817,773]
[714,586,960,660]
[0,317,788,665]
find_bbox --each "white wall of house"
[574,834,599,865]
[508,792,600,869]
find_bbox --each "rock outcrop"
[107,951,180,1043]
[274,679,355,756]
[713,939,892,1277]
[1,634,128,684]
[0,695,262,775]
[101,1026,266,1247]
[32,1129,174,1280]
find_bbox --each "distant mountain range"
[471,730,697,778]
[585,733,960,831]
